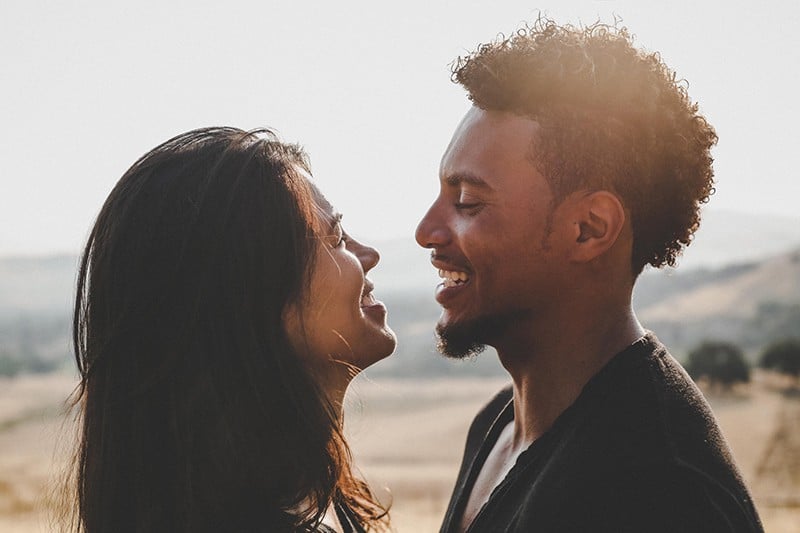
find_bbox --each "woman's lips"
[362,299,387,320]
[360,291,377,307]
[361,286,387,319]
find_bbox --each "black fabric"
[334,501,366,533]
[440,333,764,533]
[315,502,366,533]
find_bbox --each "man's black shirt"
[440,333,763,533]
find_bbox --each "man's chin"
[435,312,511,359]
[436,321,488,360]
[435,308,526,359]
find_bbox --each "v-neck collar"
[447,334,655,532]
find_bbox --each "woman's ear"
[282,302,303,354]
[568,190,627,262]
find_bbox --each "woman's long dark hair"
[69,127,387,532]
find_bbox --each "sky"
[1,0,798,256]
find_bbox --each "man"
[415,19,763,533]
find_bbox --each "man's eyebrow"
[443,172,493,190]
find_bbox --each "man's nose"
[415,201,450,249]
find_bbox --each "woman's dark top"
[316,502,367,533]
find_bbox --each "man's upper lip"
[430,259,470,273]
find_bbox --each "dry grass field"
[0,373,798,532]
[0,374,77,532]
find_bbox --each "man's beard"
[435,312,513,359]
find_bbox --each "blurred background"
[1,0,798,531]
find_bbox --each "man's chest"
[459,421,520,532]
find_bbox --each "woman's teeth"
[438,269,469,288]
[360,292,377,307]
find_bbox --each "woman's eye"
[331,222,347,248]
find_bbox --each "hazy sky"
[2,0,798,255]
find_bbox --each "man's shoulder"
[512,458,764,532]
[532,334,763,530]
[584,459,762,531]
[593,334,734,464]
[585,334,718,437]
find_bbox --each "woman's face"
[284,172,396,372]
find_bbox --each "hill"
[0,209,798,377]
[636,249,800,357]
[0,255,76,318]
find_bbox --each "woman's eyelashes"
[336,229,348,248]
[331,220,347,248]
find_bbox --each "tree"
[759,338,800,378]
[685,341,750,389]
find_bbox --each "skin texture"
[416,107,645,532]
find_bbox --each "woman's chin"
[357,327,398,370]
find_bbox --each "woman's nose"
[348,238,380,273]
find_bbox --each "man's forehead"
[439,107,540,182]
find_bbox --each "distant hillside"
[0,209,797,377]
[0,255,77,318]
[672,209,800,270]
[638,251,800,321]
[635,249,800,358]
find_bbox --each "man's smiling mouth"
[439,269,470,288]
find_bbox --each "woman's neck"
[315,360,358,421]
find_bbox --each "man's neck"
[496,305,644,452]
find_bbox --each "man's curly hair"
[452,18,718,274]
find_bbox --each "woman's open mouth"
[360,282,387,318]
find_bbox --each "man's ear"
[567,191,626,262]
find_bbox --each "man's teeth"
[360,293,376,306]
[438,269,469,288]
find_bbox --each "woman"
[68,127,396,532]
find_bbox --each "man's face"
[415,107,569,358]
